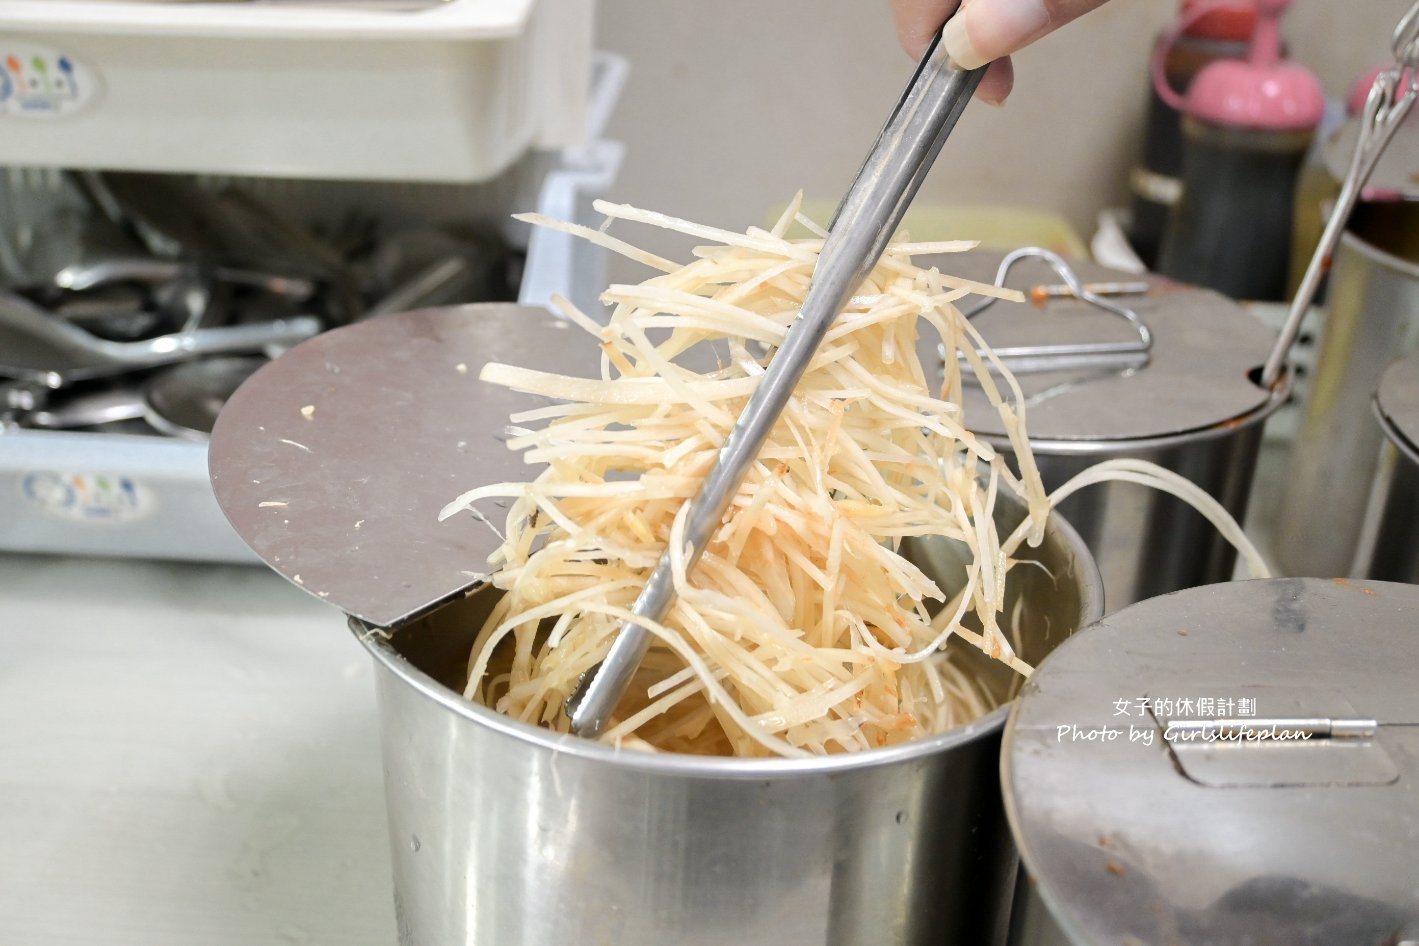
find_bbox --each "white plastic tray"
[0,54,626,563]
[0,0,593,181]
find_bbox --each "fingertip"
[975,58,1014,105]
[941,13,987,70]
[946,0,1050,69]
[892,0,961,60]
[900,31,932,61]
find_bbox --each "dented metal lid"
[1003,577,1419,945]
[924,252,1279,442]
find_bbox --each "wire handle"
[957,247,1153,376]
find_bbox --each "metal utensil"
[14,203,147,290]
[89,172,359,321]
[361,226,506,317]
[0,379,46,430]
[53,257,316,301]
[52,285,159,340]
[1260,0,1419,387]
[16,357,265,436]
[361,256,471,319]
[69,170,185,260]
[143,356,265,441]
[1268,3,1419,578]
[565,25,985,738]
[214,187,363,324]
[1028,280,1152,303]
[22,387,147,430]
[0,289,320,385]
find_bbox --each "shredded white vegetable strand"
[444,200,1269,758]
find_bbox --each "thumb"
[943,0,1109,70]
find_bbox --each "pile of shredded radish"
[440,197,1269,759]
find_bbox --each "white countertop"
[0,553,397,945]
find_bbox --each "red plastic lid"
[1181,0,1257,43]
[1182,0,1324,130]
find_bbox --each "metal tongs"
[1261,0,1419,387]
[565,27,986,738]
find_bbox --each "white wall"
[596,0,1411,269]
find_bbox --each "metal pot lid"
[209,304,587,627]
[921,252,1277,441]
[1003,578,1419,946]
[1376,348,1419,458]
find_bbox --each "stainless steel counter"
[0,553,396,945]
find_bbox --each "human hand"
[891,0,1113,103]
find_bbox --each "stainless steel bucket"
[934,251,1286,610]
[1002,577,1419,945]
[1361,350,1419,582]
[1276,228,1419,578]
[991,410,1279,611]
[351,496,1102,946]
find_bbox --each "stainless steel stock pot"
[352,494,1102,946]
[930,251,1285,610]
[1004,577,1419,945]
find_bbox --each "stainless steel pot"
[1276,226,1419,578]
[1003,577,1419,945]
[999,416,1277,610]
[351,495,1102,946]
[1361,350,1419,581]
[932,252,1285,610]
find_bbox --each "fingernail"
[945,0,1049,68]
[942,15,986,70]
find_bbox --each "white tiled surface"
[0,554,397,945]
